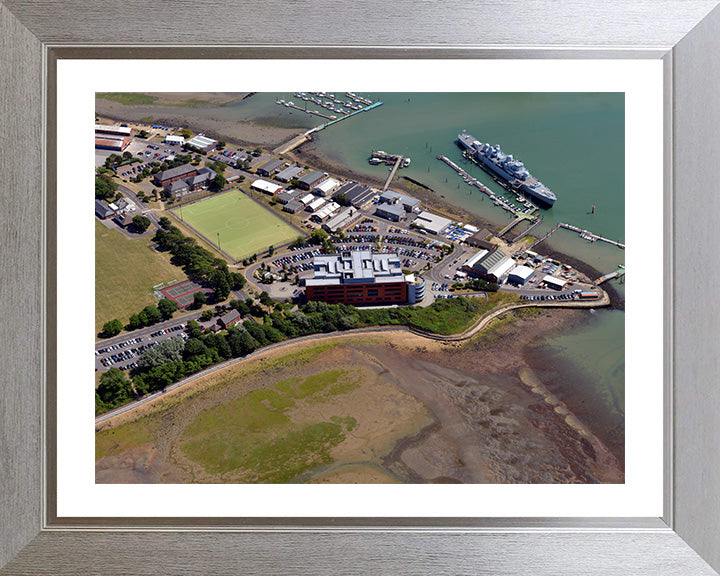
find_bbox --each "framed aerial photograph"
[2,1,720,575]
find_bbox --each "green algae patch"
[179,368,359,481]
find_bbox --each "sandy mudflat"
[95,94,303,149]
[96,310,624,484]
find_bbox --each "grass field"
[172,190,298,260]
[95,220,186,335]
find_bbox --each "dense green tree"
[159,216,172,229]
[259,291,274,307]
[242,320,268,345]
[101,318,123,338]
[183,338,210,360]
[227,329,259,357]
[96,368,134,409]
[137,337,185,369]
[142,305,163,325]
[310,228,329,244]
[95,174,118,200]
[187,319,203,339]
[211,173,227,192]
[192,291,207,309]
[204,333,231,360]
[181,128,193,139]
[127,313,143,330]
[157,298,179,319]
[201,309,215,321]
[132,215,151,233]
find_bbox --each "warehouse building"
[463,248,514,283]
[413,211,453,235]
[333,182,376,209]
[164,135,185,145]
[380,190,421,213]
[305,250,412,306]
[256,158,284,176]
[507,265,535,285]
[184,134,218,153]
[543,275,568,290]
[154,164,198,187]
[251,179,283,195]
[275,165,304,182]
[323,207,361,233]
[375,203,405,222]
[466,228,494,249]
[95,124,132,137]
[313,177,340,197]
[95,136,130,151]
[298,170,327,190]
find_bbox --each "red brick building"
[304,250,410,306]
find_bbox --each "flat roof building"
[256,158,285,176]
[95,124,132,137]
[310,202,340,223]
[380,190,421,212]
[185,134,218,153]
[314,177,340,197]
[95,136,130,151]
[164,135,185,145]
[414,211,453,235]
[275,165,304,182]
[375,203,406,222]
[508,265,535,285]
[306,197,326,212]
[543,275,567,290]
[305,250,411,306]
[298,170,327,190]
[251,179,283,195]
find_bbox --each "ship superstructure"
[458,132,556,207]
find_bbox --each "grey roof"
[167,180,189,192]
[380,190,421,208]
[187,173,210,186]
[219,309,241,325]
[257,158,284,173]
[335,182,375,207]
[198,167,217,178]
[298,170,326,185]
[94,200,115,218]
[306,251,403,287]
[277,189,302,204]
[283,200,304,213]
[473,248,508,274]
[275,166,304,182]
[155,163,197,182]
[376,204,405,219]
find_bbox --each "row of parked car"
[519,293,576,301]
[149,324,185,338]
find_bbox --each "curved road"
[95,293,608,427]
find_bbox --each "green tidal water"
[188,92,626,443]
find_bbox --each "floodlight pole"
[217,232,220,251]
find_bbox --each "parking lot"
[95,323,189,371]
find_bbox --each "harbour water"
[183,92,626,444]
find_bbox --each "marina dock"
[273,99,383,155]
[383,156,404,191]
[528,222,625,250]
[436,154,539,221]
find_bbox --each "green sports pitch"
[172,190,298,260]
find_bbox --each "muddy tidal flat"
[96,309,624,484]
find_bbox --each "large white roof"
[415,211,453,234]
[314,177,339,193]
[543,275,567,287]
[251,179,283,194]
[509,265,535,281]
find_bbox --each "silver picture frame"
[2,1,720,574]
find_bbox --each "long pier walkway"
[512,216,544,243]
[528,222,624,250]
[383,156,403,191]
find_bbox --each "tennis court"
[173,190,297,260]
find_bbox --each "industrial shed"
[508,265,535,285]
